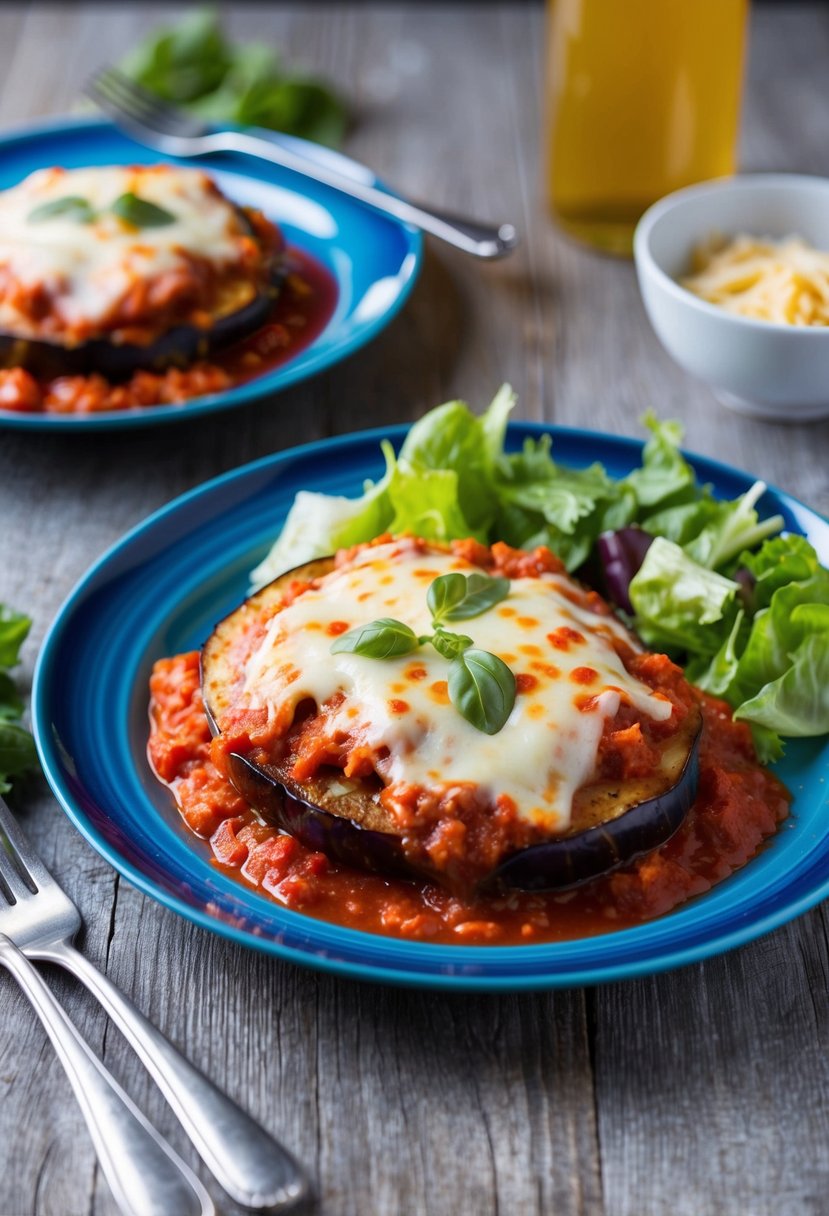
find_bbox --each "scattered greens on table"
[252,385,829,763]
[118,8,348,147]
[0,607,37,794]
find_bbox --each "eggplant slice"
[202,558,702,893]
[0,207,284,380]
[0,269,284,380]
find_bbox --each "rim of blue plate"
[32,422,829,991]
[0,115,423,431]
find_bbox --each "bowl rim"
[633,171,829,337]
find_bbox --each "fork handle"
[200,129,518,259]
[0,936,212,1216]
[39,940,308,1211]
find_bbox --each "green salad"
[253,386,829,763]
[0,606,37,794]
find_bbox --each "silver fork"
[86,67,519,260]
[0,795,308,1213]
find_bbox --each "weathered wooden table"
[1,4,828,1214]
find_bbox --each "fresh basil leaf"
[430,629,473,661]
[448,648,516,735]
[426,573,468,622]
[111,193,176,229]
[330,618,419,659]
[28,196,95,225]
[430,571,508,622]
[445,572,510,620]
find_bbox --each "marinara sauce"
[0,247,337,415]
[148,650,789,946]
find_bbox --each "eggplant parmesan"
[0,164,283,375]
[201,536,703,894]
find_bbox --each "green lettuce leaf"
[252,388,515,587]
[497,440,615,534]
[726,573,829,702]
[629,537,739,654]
[624,413,696,509]
[687,535,829,755]
[735,634,829,739]
[686,610,747,697]
[740,534,825,609]
[639,497,720,547]
[684,480,784,570]
[492,432,628,570]
[399,385,514,532]
[249,479,392,589]
[386,461,481,542]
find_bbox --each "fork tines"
[85,67,207,139]
[0,796,44,900]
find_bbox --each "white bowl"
[634,174,829,423]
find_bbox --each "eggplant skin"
[226,753,420,882]
[491,725,700,891]
[202,554,703,894]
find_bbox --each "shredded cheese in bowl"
[682,233,829,326]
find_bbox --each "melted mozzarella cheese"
[0,165,249,338]
[242,542,672,832]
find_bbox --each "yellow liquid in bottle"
[545,0,748,255]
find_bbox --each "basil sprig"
[111,192,176,228]
[28,196,96,224]
[27,191,177,229]
[330,570,516,734]
[429,628,474,661]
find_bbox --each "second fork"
[0,795,309,1212]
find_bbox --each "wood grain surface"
[0,4,828,1215]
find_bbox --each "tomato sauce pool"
[0,246,338,415]
[148,652,790,947]
[215,248,338,385]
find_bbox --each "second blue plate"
[0,117,421,430]
[32,425,829,989]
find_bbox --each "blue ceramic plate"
[0,117,421,431]
[33,425,829,990]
